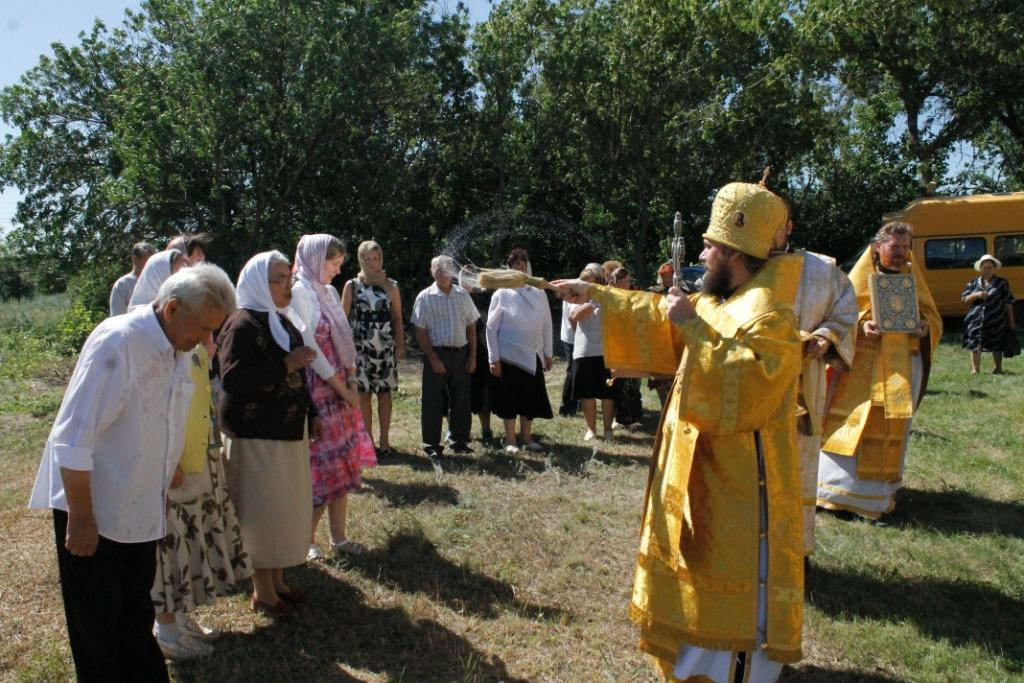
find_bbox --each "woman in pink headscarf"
[292,235,376,559]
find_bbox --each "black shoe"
[479,431,494,446]
[451,442,474,454]
[424,445,443,461]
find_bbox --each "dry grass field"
[1,294,1022,682]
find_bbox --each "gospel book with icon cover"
[868,273,919,333]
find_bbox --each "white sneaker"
[583,429,596,442]
[306,544,325,561]
[156,632,214,660]
[611,420,625,430]
[177,614,220,642]
[503,443,520,455]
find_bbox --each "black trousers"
[421,345,471,448]
[53,509,169,683]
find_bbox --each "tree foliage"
[1,0,1021,305]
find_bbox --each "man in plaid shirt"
[411,256,479,460]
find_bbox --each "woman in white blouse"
[486,248,554,454]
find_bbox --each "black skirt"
[571,355,617,400]
[492,358,553,420]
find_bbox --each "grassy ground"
[1,295,1021,682]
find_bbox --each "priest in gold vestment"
[554,181,804,682]
[817,222,941,519]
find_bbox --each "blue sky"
[0,0,494,234]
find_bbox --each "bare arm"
[341,280,353,317]
[60,468,98,556]
[569,302,597,324]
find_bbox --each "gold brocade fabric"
[593,254,805,667]
[178,345,213,474]
[820,247,941,480]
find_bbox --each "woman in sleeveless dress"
[342,240,405,454]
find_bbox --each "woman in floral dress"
[129,262,252,659]
[342,240,405,454]
[293,235,377,558]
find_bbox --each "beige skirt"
[223,433,312,569]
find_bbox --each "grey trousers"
[421,345,471,449]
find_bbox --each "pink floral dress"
[306,313,377,506]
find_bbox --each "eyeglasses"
[269,275,298,286]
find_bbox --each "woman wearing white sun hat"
[961,253,1017,374]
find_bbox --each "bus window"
[924,237,986,269]
[994,234,1024,267]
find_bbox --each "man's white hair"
[155,263,237,315]
[431,255,456,276]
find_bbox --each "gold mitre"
[703,173,787,260]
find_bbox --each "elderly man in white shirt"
[108,241,156,316]
[411,255,479,461]
[29,263,236,682]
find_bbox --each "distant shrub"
[56,300,105,356]
[0,268,35,301]
[66,262,122,317]
[52,263,121,355]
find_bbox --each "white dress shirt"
[29,305,194,543]
[486,287,553,373]
[108,272,138,316]
[290,279,342,380]
[411,282,479,347]
[559,302,575,345]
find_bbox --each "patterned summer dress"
[349,277,399,393]
[306,313,377,506]
[152,346,253,614]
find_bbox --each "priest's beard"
[701,261,734,298]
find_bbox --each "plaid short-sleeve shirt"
[411,282,480,347]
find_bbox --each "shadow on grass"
[807,565,1024,671]
[345,529,571,623]
[361,476,460,507]
[546,443,651,473]
[923,388,988,398]
[781,665,901,681]
[171,565,526,682]
[373,443,650,481]
[885,487,1024,539]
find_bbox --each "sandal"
[332,538,366,556]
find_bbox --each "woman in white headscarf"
[127,249,190,311]
[218,251,320,620]
[129,259,252,660]
[291,235,376,559]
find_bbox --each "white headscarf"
[236,251,305,352]
[293,235,357,369]
[128,249,179,310]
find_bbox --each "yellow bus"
[883,192,1024,321]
